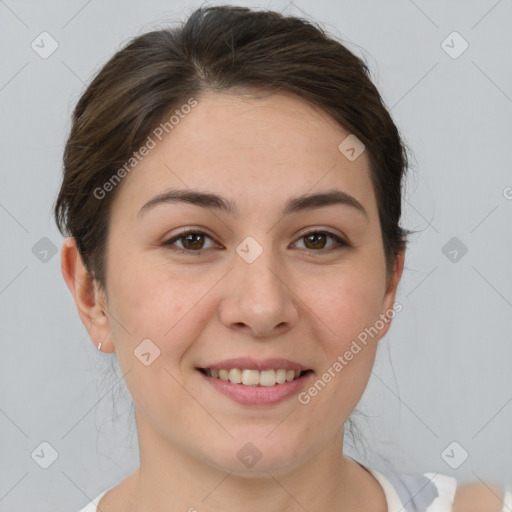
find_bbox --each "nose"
[218,245,299,338]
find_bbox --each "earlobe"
[60,238,112,352]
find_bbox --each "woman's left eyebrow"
[138,188,368,220]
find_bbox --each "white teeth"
[204,368,304,386]
[275,369,287,384]
[258,370,276,387]
[229,368,242,383]
[242,369,260,386]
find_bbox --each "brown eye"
[180,232,206,250]
[163,230,216,253]
[295,231,347,252]
[304,232,328,250]
[162,228,348,256]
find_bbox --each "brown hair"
[54,4,412,290]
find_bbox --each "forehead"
[110,90,377,221]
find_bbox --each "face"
[67,90,404,476]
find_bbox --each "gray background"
[1,0,511,510]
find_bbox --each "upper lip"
[198,358,311,372]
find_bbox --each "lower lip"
[198,370,314,406]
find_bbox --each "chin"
[202,436,311,477]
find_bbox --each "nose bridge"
[235,234,285,306]
[221,234,297,335]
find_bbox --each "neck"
[125,412,384,512]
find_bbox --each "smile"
[197,367,315,406]
[198,368,313,387]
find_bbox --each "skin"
[62,89,406,512]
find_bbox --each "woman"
[54,5,510,511]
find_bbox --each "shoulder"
[452,481,510,512]
[374,466,510,512]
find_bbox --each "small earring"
[97,341,102,351]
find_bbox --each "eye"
[162,228,348,255]
[293,230,348,253]
[162,229,218,254]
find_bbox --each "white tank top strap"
[423,472,457,512]
[501,487,512,512]
[366,467,407,512]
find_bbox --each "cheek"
[106,256,211,353]
[309,267,385,348]
[297,275,383,424]
[105,263,211,406]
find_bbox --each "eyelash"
[162,228,349,256]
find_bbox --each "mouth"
[196,366,315,406]
[197,367,314,387]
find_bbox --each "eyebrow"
[138,188,368,220]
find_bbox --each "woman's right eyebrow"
[137,188,368,221]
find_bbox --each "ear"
[60,237,113,352]
[377,248,406,339]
